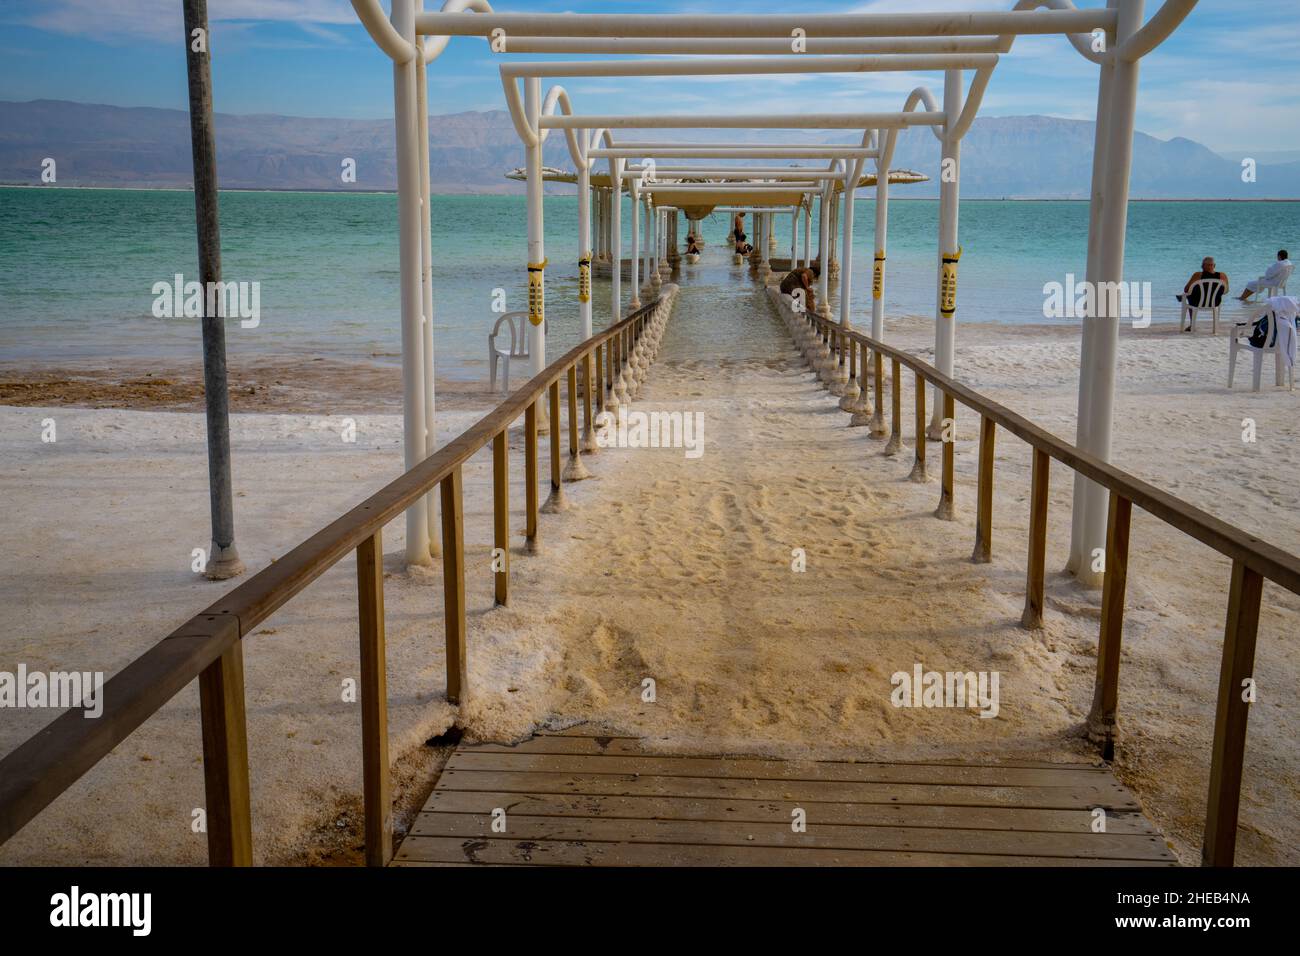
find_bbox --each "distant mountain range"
[2,99,1297,199]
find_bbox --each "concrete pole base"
[869,413,889,439]
[1072,565,1105,590]
[541,488,569,514]
[203,543,245,581]
[562,454,592,483]
[581,426,599,454]
[1085,713,1119,762]
[884,434,903,456]
[908,461,929,483]
[934,498,955,521]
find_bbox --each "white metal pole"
[525,76,548,431]
[415,15,440,556]
[803,201,812,268]
[759,213,770,278]
[930,68,963,437]
[839,162,860,329]
[652,206,660,284]
[657,208,664,277]
[818,190,831,316]
[610,165,623,319]
[1069,0,1119,579]
[392,0,431,565]
[578,138,593,340]
[630,186,641,308]
[872,162,890,341]
[643,197,654,291]
[790,206,798,267]
[1070,0,1144,586]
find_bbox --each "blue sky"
[0,0,1293,155]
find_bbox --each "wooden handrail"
[806,311,1300,595]
[794,306,1297,867]
[0,297,666,855]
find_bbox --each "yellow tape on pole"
[578,252,592,304]
[873,250,886,301]
[527,258,548,326]
[940,247,962,318]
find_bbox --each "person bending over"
[780,266,818,313]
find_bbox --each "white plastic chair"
[1180,277,1225,334]
[488,311,530,393]
[1263,262,1294,298]
[1227,307,1295,392]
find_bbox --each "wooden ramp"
[394,731,1177,867]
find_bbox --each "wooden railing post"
[199,643,253,866]
[870,346,887,437]
[525,401,539,551]
[581,351,595,452]
[1021,448,1050,629]
[542,380,567,512]
[908,371,927,481]
[1202,558,1264,867]
[562,364,589,482]
[492,431,509,606]
[595,345,606,413]
[1087,492,1131,760]
[440,464,467,704]
[885,356,902,455]
[972,416,995,563]
[356,530,391,867]
[936,391,955,520]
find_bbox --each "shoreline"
[0,317,1243,414]
[6,184,1299,202]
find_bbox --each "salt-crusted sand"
[1,274,1296,866]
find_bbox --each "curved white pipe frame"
[422,0,495,61]
[350,0,416,62]
[1118,0,1198,62]
[949,65,996,142]
[1007,0,1106,65]
[539,85,584,163]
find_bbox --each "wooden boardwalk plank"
[447,750,1118,789]
[405,811,1173,861]
[436,769,1140,811]
[394,734,1175,866]
[415,789,1161,835]
[393,837,1175,867]
[478,732,1110,772]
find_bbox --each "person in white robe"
[1238,249,1293,300]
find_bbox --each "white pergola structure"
[352,0,1197,581]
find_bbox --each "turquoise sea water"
[1,187,1296,376]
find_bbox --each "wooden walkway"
[393,730,1177,866]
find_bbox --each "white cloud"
[23,0,357,43]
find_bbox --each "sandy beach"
[1,275,1297,866]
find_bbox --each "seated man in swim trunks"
[1175,256,1228,331]
[780,266,818,313]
